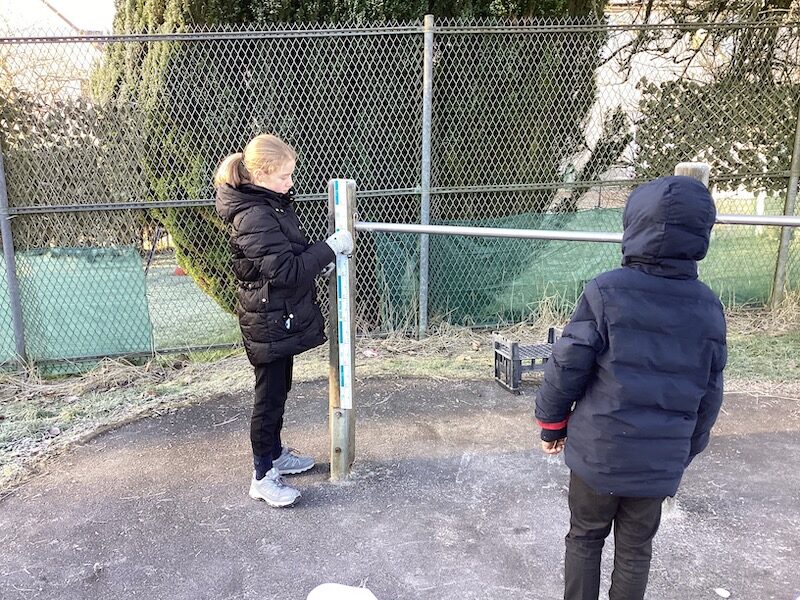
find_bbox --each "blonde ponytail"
[214,134,297,189]
[214,152,248,187]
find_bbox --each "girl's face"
[254,159,295,194]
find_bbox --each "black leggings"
[251,356,293,474]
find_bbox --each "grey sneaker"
[249,468,300,507]
[273,446,315,475]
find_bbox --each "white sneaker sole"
[248,489,300,507]
[276,462,315,475]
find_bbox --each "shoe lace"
[264,470,286,487]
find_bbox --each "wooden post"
[674,162,710,186]
[327,179,357,481]
[663,161,712,518]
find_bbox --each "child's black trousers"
[564,471,665,600]
[251,356,293,476]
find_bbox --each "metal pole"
[357,221,624,242]
[418,14,434,339]
[715,214,800,227]
[771,100,800,309]
[328,179,357,481]
[0,148,27,365]
[355,216,800,239]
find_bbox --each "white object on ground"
[307,583,378,600]
[714,588,731,598]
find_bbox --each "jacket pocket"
[265,304,293,341]
[238,279,270,313]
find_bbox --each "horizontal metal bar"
[29,342,241,365]
[154,343,242,355]
[2,20,795,45]
[9,170,795,214]
[355,221,624,242]
[8,199,216,214]
[437,21,798,34]
[0,26,423,45]
[356,214,800,241]
[6,188,425,214]
[13,200,798,229]
[429,179,647,195]
[6,194,332,214]
[715,214,800,227]
[11,191,800,218]
[712,172,790,181]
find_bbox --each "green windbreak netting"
[0,256,16,364]
[12,247,153,364]
[429,209,623,325]
[374,208,800,328]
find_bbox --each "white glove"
[325,230,354,256]
[320,262,335,277]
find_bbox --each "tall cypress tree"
[92,0,610,318]
[94,0,256,313]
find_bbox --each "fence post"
[0,147,27,366]
[418,13,434,339]
[328,179,357,480]
[770,100,800,309]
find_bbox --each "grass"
[727,332,800,381]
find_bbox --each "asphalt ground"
[1,377,798,600]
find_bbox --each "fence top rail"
[2,19,798,44]
[9,174,795,214]
[0,27,422,44]
[435,20,800,34]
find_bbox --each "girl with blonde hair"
[215,134,352,507]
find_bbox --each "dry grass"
[2,295,798,497]
[0,359,170,405]
[725,290,800,336]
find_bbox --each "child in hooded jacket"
[535,176,727,599]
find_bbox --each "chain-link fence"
[1,17,799,368]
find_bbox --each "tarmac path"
[1,378,798,599]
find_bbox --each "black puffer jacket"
[535,176,727,497]
[215,184,335,365]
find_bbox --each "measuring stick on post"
[327,179,356,480]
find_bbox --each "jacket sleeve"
[688,340,727,462]
[535,279,606,441]
[237,208,336,290]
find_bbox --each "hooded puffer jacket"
[535,176,727,497]
[216,183,335,366]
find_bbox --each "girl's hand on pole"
[325,230,353,256]
[320,262,335,277]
